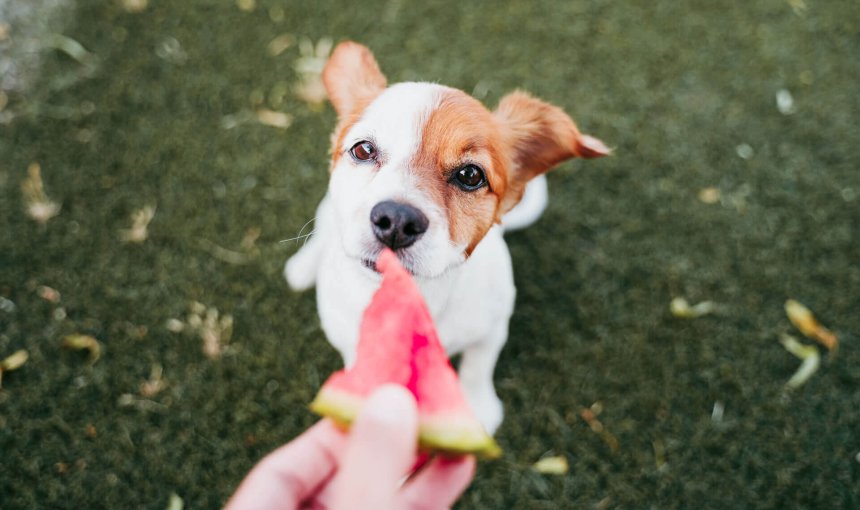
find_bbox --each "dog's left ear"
[494,91,610,214]
[323,41,388,119]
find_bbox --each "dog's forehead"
[345,83,441,154]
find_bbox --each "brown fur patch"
[323,42,387,169]
[493,90,609,214]
[328,95,377,168]
[322,41,387,118]
[413,89,509,255]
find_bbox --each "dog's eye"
[350,141,377,162]
[453,165,487,191]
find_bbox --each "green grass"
[1,0,858,508]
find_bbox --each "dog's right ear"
[323,42,387,119]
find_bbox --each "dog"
[285,42,608,433]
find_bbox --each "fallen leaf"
[1,349,29,371]
[62,334,101,364]
[532,455,569,475]
[268,34,295,57]
[0,349,29,388]
[119,205,156,243]
[199,239,253,265]
[167,492,184,510]
[670,297,717,318]
[236,0,255,11]
[165,318,185,333]
[139,363,165,397]
[37,285,61,303]
[0,296,17,313]
[255,109,292,129]
[45,34,98,68]
[786,0,807,16]
[294,37,333,108]
[698,187,721,204]
[121,0,148,13]
[171,303,235,359]
[735,144,754,160]
[21,163,62,224]
[580,403,620,453]
[776,89,796,115]
[785,299,838,352]
[779,334,820,389]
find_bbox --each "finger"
[329,384,418,509]
[225,419,348,510]
[400,454,476,509]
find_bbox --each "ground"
[0,1,858,508]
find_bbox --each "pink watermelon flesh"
[309,249,501,458]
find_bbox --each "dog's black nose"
[370,201,429,250]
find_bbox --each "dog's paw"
[464,386,504,435]
[284,253,316,291]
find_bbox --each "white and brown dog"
[285,42,608,433]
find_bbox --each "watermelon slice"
[309,249,501,458]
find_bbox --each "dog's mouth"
[361,252,417,276]
[361,257,379,273]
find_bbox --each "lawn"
[1,0,858,508]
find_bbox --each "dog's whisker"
[280,217,317,243]
[280,231,315,243]
[296,217,316,237]
[301,230,317,246]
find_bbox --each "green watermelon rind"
[310,387,501,459]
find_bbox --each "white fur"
[285,82,544,433]
[502,174,548,231]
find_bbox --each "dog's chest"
[315,228,516,363]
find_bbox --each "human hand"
[225,384,476,509]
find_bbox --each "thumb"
[329,384,418,510]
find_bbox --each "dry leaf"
[776,89,796,115]
[670,297,717,318]
[0,349,29,387]
[236,0,255,11]
[255,109,292,129]
[580,403,620,452]
[21,163,61,224]
[779,334,820,389]
[37,285,61,303]
[294,76,327,108]
[165,318,185,333]
[1,349,29,371]
[294,37,333,108]
[785,299,838,352]
[62,334,101,363]
[786,0,807,16]
[139,363,165,397]
[120,205,156,243]
[698,187,721,204]
[268,34,294,57]
[170,303,234,359]
[532,455,569,475]
[121,0,148,13]
[201,308,233,359]
[735,144,754,160]
[167,492,184,510]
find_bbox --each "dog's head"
[322,42,608,278]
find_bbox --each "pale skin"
[225,385,475,510]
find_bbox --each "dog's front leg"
[457,326,507,435]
